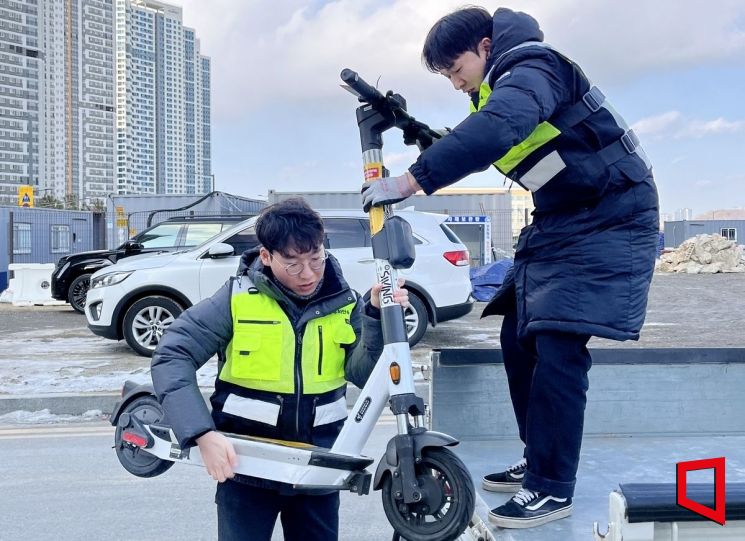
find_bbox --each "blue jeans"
[500,309,592,498]
[215,479,340,541]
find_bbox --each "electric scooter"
[110,69,480,541]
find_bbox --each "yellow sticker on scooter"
[234,433,319,449]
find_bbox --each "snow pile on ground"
[657,234,745,274]
[0,408,105,425]
[0,287,13,303]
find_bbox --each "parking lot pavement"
[594,271,745,349]
[1,272,744,415]
[0,304,170,395]
[419,271,745,351]
[0,296,485,399]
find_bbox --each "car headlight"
[90,271,133,289]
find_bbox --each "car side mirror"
[207,243,235,258]
[123,240,144,254]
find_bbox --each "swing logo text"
[676,457,726,525]
[378,265,395,307]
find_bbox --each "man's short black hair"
[422,6,492,73]
[255,198,325,257]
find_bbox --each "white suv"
[85,209,474,357]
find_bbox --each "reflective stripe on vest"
[220,278,357,394]
[470,41,650,190]
[470,73,561,180]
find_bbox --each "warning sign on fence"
[17,185,34,208]
[115,206,127,227]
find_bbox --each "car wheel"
[67,273,92,314]
[123,296,183,357]
[404,292,428,347]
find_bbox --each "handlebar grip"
[341,68,384,103]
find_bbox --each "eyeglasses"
[270,250,328,276]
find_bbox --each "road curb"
[0,382,430,417]
[0,392,121,417]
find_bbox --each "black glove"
[403,127,451,151]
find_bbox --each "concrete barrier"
[431,348,745,439]
[3,263,65,306]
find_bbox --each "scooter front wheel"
[382,447,475,541]
[114,395,173,478]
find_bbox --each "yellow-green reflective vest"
[469,63,561,177]
[220,280,357,395]
[469,41,649,196]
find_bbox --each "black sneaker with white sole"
[488,488,572,528]
[481,458,527,492]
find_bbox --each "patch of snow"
[0,288,13,303]
[0,331,218,394]
[463,333,498,342]
[0,408,105,425]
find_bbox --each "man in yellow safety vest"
[152,198,408,540]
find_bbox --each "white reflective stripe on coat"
[519,151,566,192]
[313,395,348,427]
[491,41,652,171]
[223,393,281,426]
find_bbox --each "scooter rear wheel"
[382,447,475,541]
[114,395,173,478]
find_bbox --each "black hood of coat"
[237,246,262,275]
[486,8,544,72]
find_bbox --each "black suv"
[52,215,253,312]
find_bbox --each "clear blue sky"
[179,0,745,216]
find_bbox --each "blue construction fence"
[0,207,103,291]
[1,192,268,292]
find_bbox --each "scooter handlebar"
[341,69,443,141]
[341,68,385,103]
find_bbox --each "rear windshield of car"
[440,224,462,244]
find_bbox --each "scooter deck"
[145,425,376,472]
[221,431,376,471]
